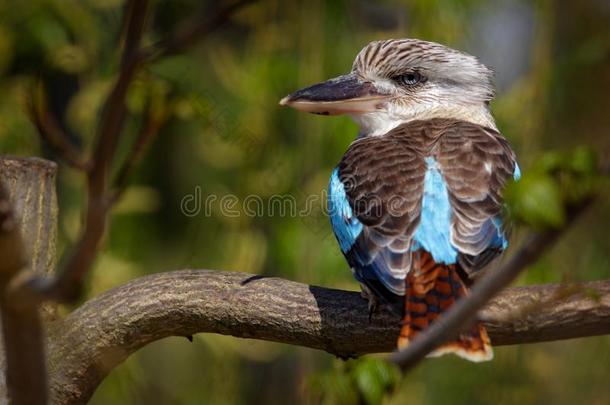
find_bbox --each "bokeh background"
[1,0,609,404]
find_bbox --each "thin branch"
[28,87,89,171]
[137,0,256,64]
[89,0,149,181]
[120,0,149,69]
[46,269,610,404]
[389,199,594,371]
[39,0,252,303]
[110,98,167,204]
[42,0,151,302]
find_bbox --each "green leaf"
[568,146,598,175]
[331,372,360,405]
[505,173,566,228]
[352,358,399,405]
[354,362,384,405]
[369,358,401,391]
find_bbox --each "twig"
[28,87,89,171]
[120,0,149,69]
[42,0,151,302]
[389,199,594,371]
[25,0,254,304]
[137,0,256,63]
[110,98,167,204]
[37,0,254,303]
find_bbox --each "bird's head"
[280,39,496,136]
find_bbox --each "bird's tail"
[397,251,493,362]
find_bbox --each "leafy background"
[0,0,609,404]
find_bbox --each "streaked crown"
[353,39,495,103]
[280,38,498,136]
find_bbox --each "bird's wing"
[328,120,518,297]
[329,134,426,298]
[433,122,519,275]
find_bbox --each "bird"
[280,39,520,362]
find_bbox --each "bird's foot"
[360,284,379,322]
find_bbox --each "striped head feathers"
[281,38,497,136]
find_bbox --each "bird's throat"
[352,104,497,138]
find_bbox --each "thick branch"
[0,157,58,404]
[0,158,58,277]
[47,270,610,404]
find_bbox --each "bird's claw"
[367,299,378,322]
[360,284,379,323]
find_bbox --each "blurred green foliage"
[311,358,401,405]
[0,0,609,404]
[505,146,601,229]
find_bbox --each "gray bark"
[47,270,610,404]
[0,157,58,404]
[0,157,57,276]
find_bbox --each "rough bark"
[0,157,58,404]
[47,269,610,404]
[0,158,58,276]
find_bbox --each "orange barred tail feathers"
[397,251,493,362]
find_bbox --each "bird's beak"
[279,73,389,115]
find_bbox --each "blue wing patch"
[513,162,521,181]
[411,158,520,263]
[490,216,508,249]
[328,158,519,293]
[328,168,363,253]
[411,157,457,264]
[492,161,521,250]
[328,168,403,298]
[488,160,520,250]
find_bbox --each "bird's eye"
[395,72,423,86]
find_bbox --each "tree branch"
[39,0,253,303]
[0,178,44,405]
[110,98,167,204]
[42,0,151,303]
[28,92,89,171]
[0,158,58,404]
[138,0,256,64]
[46,269,610,404]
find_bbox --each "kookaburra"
[280,39,519,361]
